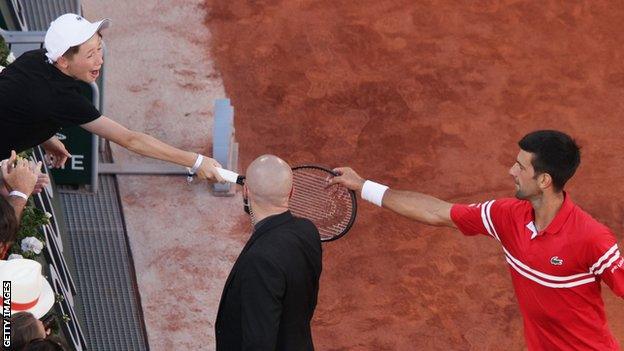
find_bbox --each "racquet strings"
[290,167,355,240]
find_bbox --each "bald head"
[246,155,293,207]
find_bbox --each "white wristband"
[361,180,388,207]
[188,154,204,175]
[9,190,28,200]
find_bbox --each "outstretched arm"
[329,167,456,228]
[81,115,224,181]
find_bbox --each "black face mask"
[242,195,251,215]
[239,176,250,215]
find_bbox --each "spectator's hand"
[196,156,225,183]
[1,150,40,196]
[33,172,50,194]
[328,167,366,192]
[41,135,71,168]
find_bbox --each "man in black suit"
[216,154,323,351]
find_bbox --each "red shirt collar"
[540,192,575,235]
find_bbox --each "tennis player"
[330,130,623,350]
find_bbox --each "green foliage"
[18,149,33,159]
[9,199,50,259]
[0,35,9,66]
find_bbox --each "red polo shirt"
[451,193,624,351]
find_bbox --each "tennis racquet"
[215,165,357,242]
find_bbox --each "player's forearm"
[382,189,454,227]
[125,131,197,168]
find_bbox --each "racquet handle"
[216,167,240,183]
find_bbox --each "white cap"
[44,13,110,63]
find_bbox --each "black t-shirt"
[0,49,101,159]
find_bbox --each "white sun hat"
[44,13,110,63]
[0,259,55,318]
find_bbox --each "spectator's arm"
[81,116,224,181]
[7,196,27,219]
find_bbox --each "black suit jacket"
[215,211,322,351]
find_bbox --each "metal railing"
[29,147,88,351]
[213,98,238,195]
[18,0,80,31]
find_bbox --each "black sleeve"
[48,87,101,127]
[239,251,285,351]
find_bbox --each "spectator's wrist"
[9,190,28,201]
[188,154,204,174]
[9,182,35,196]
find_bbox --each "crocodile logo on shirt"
[550,256,564,266]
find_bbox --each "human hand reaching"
[41,135,71,168]
[1,150,40,197]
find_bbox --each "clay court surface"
[204,1,624,349]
